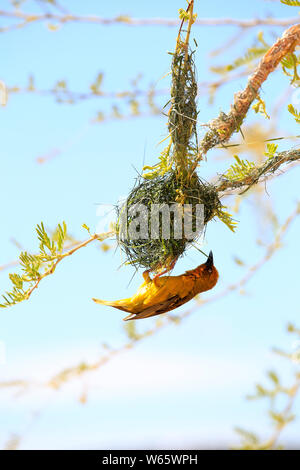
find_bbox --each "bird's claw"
[142,270,152,283]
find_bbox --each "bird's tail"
[92,298,114,306]
[92,297,131,312]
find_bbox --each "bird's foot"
[142,270,152,283]
[152,257,178,286]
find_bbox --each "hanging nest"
[115,3,235,273]
[168,39,198,176]
[116,170,221,272]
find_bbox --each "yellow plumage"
[93,251,219,321]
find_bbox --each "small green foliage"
[56,222,67,252]
[234,427,261,450]
[236,324,300,450]
[129,98,140,116]
[268,370,280,386]
[36,222,56,256]
[280,0,300,6]
[142,144,172,179]
[264,143,278,159]
[115,15,132,23]
[178,8,197,23]
[53,80,67,92]
[211,47,268,74]
[281,53,300,84]
[216,207,237,232]
[0,222,68,308]
[211,31,268,75]
[269,410,295,425]
[256,31,269,49]
[111,105,122,119]
[218,147,300,194]
[82,223,91,235]
[52,223,75,246]
[287,103,300,123]
[252,95,270,119]
[178,8,190,21]
[89,73,104,94]
[287,322,300,334]
[233,256,245,266]
[224,155,256,182]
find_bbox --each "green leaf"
[281,0,300,6]
[0,221,68,308]
[268,370,280,386]
[224,155,256,181]
[281,53,300,84]
[252,95,270,119]
[216,206,238,232]
[82,223,91,235]
[234,427,260,446]
[288,103,300,123]
[56,221,67,252]
[211,45,268,74]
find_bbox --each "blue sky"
[0,0,300,449]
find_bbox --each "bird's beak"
[205,251,214,269]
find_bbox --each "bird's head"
[196,251,219,289]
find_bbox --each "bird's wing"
[123,292,192,321]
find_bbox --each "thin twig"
[7,70,250,105]
[0,11,298,29]
[258,376,300,450]
[181,0,194,63]
[15,232,114,303]
[0,239,83,273]
[27,231,114,300]
[216,149,300,195]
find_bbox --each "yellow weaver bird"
[93,251,219,321]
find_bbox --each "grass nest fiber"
[116,170,221,272]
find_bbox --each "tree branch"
[25,232,113,301]
[198,23,300,160]
[260,376,300,450]
[6,70,249,106]
[0,228,114,308]
[216,148,300,195]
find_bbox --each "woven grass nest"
[116,170,221,272]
